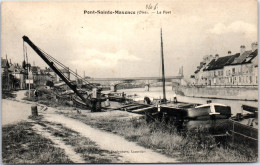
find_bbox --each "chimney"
[209,55,213,62]
[228,51,232,55]
[215,54,219,60]
[240,45,246,55]
[251,42,258,52]
[202,56,207,63]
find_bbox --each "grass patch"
[58,111,258,162]
[2,121,72,164]
[23,89,72,108]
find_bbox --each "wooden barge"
[228,105,258,145]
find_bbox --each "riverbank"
[2,91,178,163]
[2,90,258,163]
[176,86,258,101]
[58,110,258,162]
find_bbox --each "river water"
[118,86,258,116]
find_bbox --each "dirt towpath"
[32,123,85,163]
[2,90,32,125]
[43,112,178,163]
[2,99,32,125]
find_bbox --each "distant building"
[9,63,26,89]
[193,42,258,86]
[31,66,53,87]
[44,67,70,83]
[1,58,13,91]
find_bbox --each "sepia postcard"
[1,0,258,163]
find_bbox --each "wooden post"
[28,80,31,98]
[31,104,38,116]
[232,122,234,144]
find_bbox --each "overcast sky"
[1,0,257,78]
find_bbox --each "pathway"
[43,113,178,163]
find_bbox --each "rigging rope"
[43,52,94,87]
[34,45,95,88]
[23,40,96,89]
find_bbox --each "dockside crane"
[22,36,102,112]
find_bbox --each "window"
[249,67,253,73]
[232,68,235,74]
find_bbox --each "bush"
[46,81,54,87]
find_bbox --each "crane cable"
[35,45,96,88]
[42,51,95,87]
[23,41,96,89]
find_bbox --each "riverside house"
[193,42,258,87]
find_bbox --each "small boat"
[155,102,231,131]
[227,105,258,145]
[186,103,231,120]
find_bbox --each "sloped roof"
[9,65,15,72]
[194,69,200,74]
[203,59,216,71]
[44,67,70,73]
[205,54,239,71]
[44,67,53,72]
[225,53,240,65]
[244,49,258,63]
[194,62,205,73]
[231,50,252,64]
[31,66,40,73]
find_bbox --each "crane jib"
[22,35,94,109]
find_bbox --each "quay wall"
[176,86,258,101]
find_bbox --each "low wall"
[177,86,258,101]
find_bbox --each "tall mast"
[161,28,166,102]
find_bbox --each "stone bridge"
[85,76,184,92]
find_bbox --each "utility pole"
[28,79,31,98]
[6,54,10,90]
